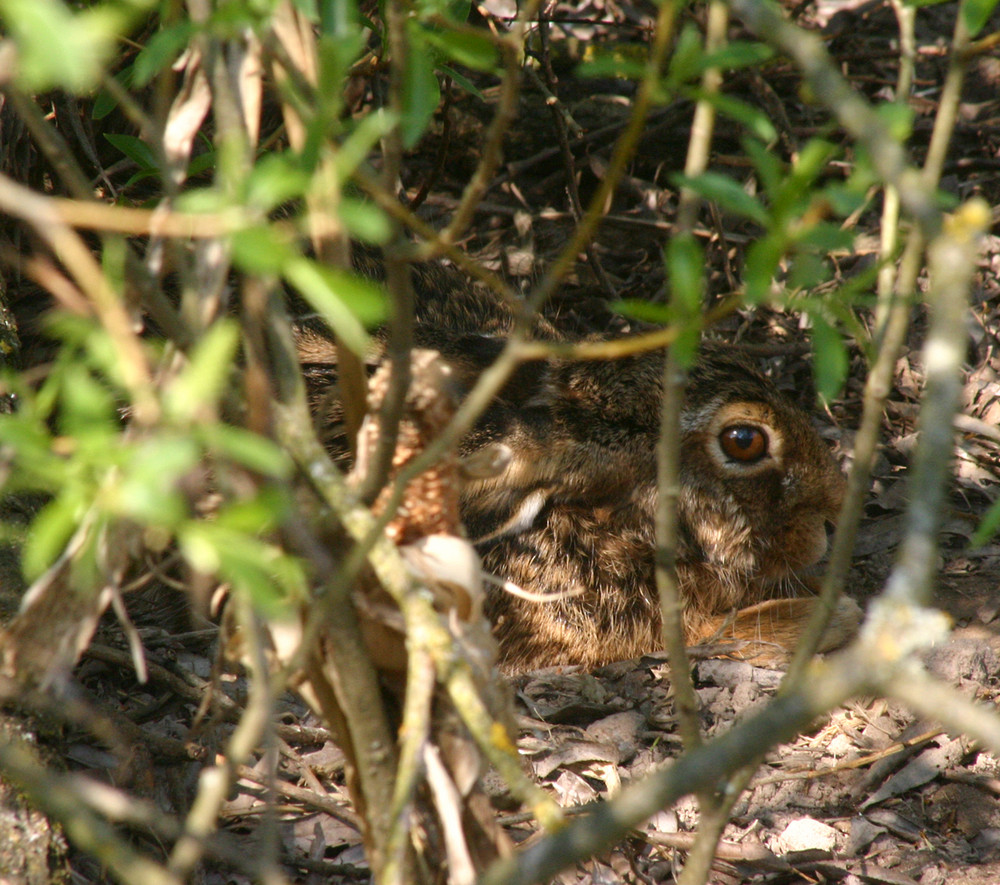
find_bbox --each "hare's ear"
[433,332,554,407]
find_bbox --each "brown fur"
[472,348,851,670]
[300,260,858,671]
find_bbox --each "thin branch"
[785,3,979,675]
[0,737,183,885]
[355,0,414,506]
[727,0,939,238]
[168,599,278,878]
[481,648,864,885]
[660,0,730,761]
[268,0,369,448]
[533,3,613,296]
[526,0,681,314]
[874,0,915,331]
[438,0,540,247]
[888,665,1000,755]
[383,649,436,885]
[1,86,95,200]
[354,167,523,311]
[46,198,245,237]
[0,172,157,421]
[879,200,987,608]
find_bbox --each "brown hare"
[298,261,859,671]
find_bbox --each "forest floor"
[3,0,1000,882]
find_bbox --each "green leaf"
[213,488,291,534]
[665,23,703,86]
[187,149,217,181]
[319,0,360,37]
[810,315,849,403]
[961,0,999,35]
[92,65,134,120]
[787,250,831,291]
[420,0,472,21]
[673,171,769,225]
[284,258,385,355]
[165,320,240,422]
[743,137,784,200]
[436,64,484,98]
[101,235,128,295]
[823,183,869,218]
[316,29,369,111]
[795,221,855,253]
[875,103,914,141]
[698,93,777,143]
[971,497,1000,547]
[104,133,159,173]
[0,416,67,490]
[671,325,701,370]
[401,24,441,149]
[134,21,196,86]
[420,28,496,72]
[791,138,837,185]
[200,425,292,479]
[246,154,310,211]
[112,436,200,526]
[174,187,227,214]
[700,41,772,73]
[22,494,82,580]
[231,225,297,275]
[335,109,397,181]
[0,0,113,91]
[612,299,672,325]
[744,236,786,304]
[54,323,132,396]
[665,234,704,316]
[576,52,646,81]
[56,371,117,438]
[179,524,306,611]
[339,198,392,243]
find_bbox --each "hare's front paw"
[688,595,863,668]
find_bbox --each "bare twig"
[0,174,155,417]
[382,649,436,885]
[168,599,279,878]
[438,0,540,247]
[481,648,864,885]
[269,0,368,448]
[877,199,988,609]
[526,0,681,314]
[0,737,183,885]
[355,0,414,506]
[729,0,938,236]
[660,0,730,761]
[785,4,978,675]
[1,86,95,200]
[874,0,916,332]
[533,3,614,296]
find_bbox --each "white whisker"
[482,572,585,603]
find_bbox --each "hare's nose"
[825,522,838,545]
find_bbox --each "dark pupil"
[731,427,757,450]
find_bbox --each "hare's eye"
[719,425,768,462]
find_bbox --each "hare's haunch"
[299,265,858,671]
